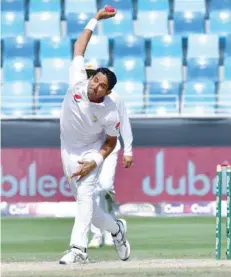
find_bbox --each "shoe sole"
[117,219,131,261]
[59,259,89,265]
[59,258,89,265]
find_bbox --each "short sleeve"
[69,56,87,86]
[104,110,120,137]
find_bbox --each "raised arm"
[69,8,116,86]
[74,8,116,57]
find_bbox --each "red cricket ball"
[105,5,115,12]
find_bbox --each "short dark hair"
[89,68,117,90]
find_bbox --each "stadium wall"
[2,118,231,147]
[1,118,231,217]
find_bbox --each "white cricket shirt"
[60,56,120,152]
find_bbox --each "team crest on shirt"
[92,114,98,122]
[115,122,120,129]
[73,94,81,103]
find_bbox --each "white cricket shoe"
[104,231,114,246]
[112,219,130,261]
[59,248,88,265]
[88,235,103,248]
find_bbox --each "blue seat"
[147,58,182,82]
[182,80,216,114]
[224,57,231,80]
[67,13,97,38]
[151,35,182,58]
[135,11,168,37]
[187,58,219,82]
[114,58,145,82]
[210,0,231,11]
[174,0,205,12]
[28,12,60,38]
[174,12,205,36]
[224,35,231,57]
[37,83,68,116]
[218,81,231,114]
[209,11,231,36]
[29,0,61,13]
[4,37,35,62]
[146,81,180,115]
[3,58,34,82]
[40,37,72,60]
[187,34,219,59]
[100,0,132,10]
[137,0,169,11]
[85,36,109,66]
[65,0,96,15]
[1,82,33,116]
[114,81,145,114]
[2,0,25,12]
[101,11,133,38]
[40,58,71,83]
[113,35,145,59]
[1,12,25,38]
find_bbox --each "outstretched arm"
[74,8,116,57]
[69,8,116,86]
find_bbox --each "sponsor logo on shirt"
[73,94,81,103]
[116,122,120,129]
[92,114,98,122]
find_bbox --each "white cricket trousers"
[61,142,119,249]
[90,147,119,236]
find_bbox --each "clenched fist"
[95,7,117,20]
[123,155,133,168]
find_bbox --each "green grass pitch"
[1,216,231,277]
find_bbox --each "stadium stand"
[3,37,36,62]
[29,0,61,13]
[217,81,231,114]
[40,37,72,60]
[101,11,133,38]
[3,58,34,83]
[135,11,169,37]
[1,12,25,38]
[114,57,145,82]
[2,82,33,116]
[85,36,109,66]
[28,12,60,38]
[113,35,146,59]
[67,13,97,38]
[1,0,25,12]
[151,36,183,58]
[224,35,231,57]
[209,10,231,36]
[182,80,217,114]
[37,83,68,116]
[40,58,71,83]
[1,0,231,117]
[146,81,180,115]
[114,81,144,114]
[65,0,97,14]
[137,0,169,11]
[100,0,132,11]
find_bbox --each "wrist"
[93,153,104,167]
[84,18,98,32]
[124,151,133,157]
